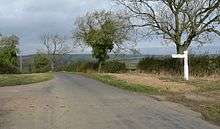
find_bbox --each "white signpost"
[172,51,189,81]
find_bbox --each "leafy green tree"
[73,11,131,72]
[0,34,19,73]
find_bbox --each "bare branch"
[114,0,220,54]
[40,34,71,71]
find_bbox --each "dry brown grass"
[105,73,196,93]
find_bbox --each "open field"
[0,73,54,87]
[81,72,220,125]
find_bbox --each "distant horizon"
[1,0,219,56]
[21,46,220,56]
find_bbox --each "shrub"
[65,60,126,73]
[138,57,182,75]
[66,61,98,73]
[101,61,126,73]
[138,55,220,76]
[189,55,220,76]
[32,54,51,73]
[0,64,19,74]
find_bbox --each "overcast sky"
[0,0,219,55]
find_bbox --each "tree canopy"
[0,34,19,73]
[0,34,19,65]
[73,11,132,71]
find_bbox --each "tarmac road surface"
[0,73,219,129]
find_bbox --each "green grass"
[0,73,54,87]
[81,73,161,95]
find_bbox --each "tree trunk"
[51,61,55,71]
[175,44,188,75]
[98,61,102,73]
[176,44,187,54]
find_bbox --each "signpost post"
[172,51,189,81]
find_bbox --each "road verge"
[0,73,54,87]
[77,72,220,126]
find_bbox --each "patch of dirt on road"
[0,81,56,128]
[108,73,196,93]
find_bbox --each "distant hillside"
[21,54,149,70]
[19,54,175,71]
[22,54,94,63]
[22,53,220,63]
[21,53,220,72]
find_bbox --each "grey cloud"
[0,0,219,55]
[0,0,111,54]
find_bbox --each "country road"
[0,73,219,129]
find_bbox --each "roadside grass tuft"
[192,80,220,92]
[204,105,220,124]
[0,73,54,87]
[167,94,220,125]
[160,76,220,125]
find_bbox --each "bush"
[138,55,220,76]
[66,61,98,73]
[101,61,126,73]
[32,54,51,73]
[138,56,182,75]
[189,55,220,76]
[65,60,126,73]
[0,64,19,74]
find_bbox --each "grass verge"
[79,72,220,126]
[81,73,161,95]
[159,76,220,92]
[0,73,54,87]
[159,76,220,125]
[167,94,220,125]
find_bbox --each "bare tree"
[40,34,71,71]
[114,0,220,54]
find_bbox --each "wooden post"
[172,51,189,81]
[183,51,189,80]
